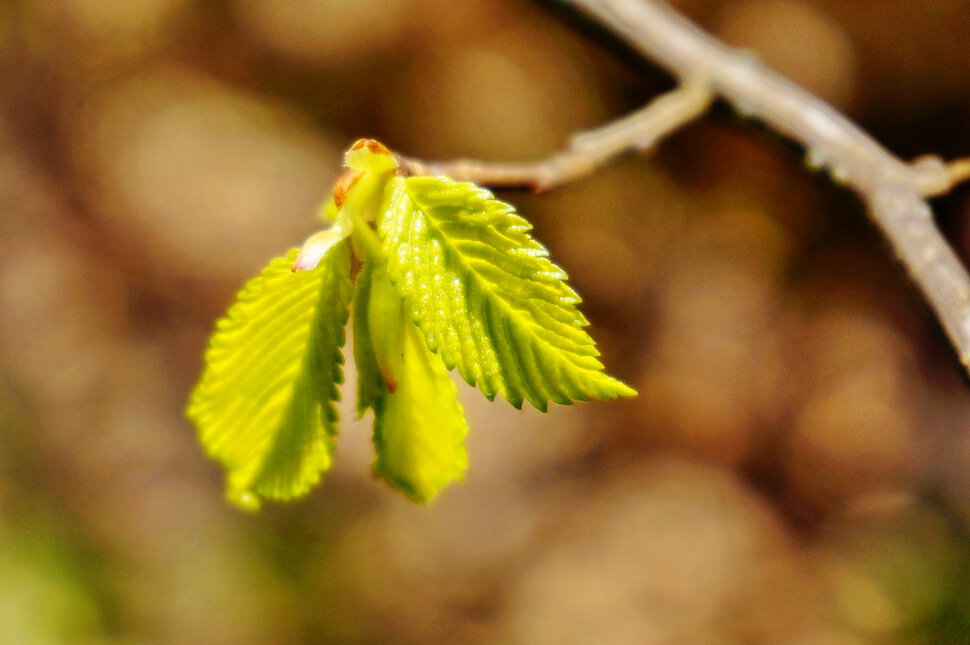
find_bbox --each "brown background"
[1,0,969,643]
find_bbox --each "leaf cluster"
[187,140,634,507]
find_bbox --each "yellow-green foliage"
[381,175,636,410]
[187,140,635,508]
[187,244,352,511]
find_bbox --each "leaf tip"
[607,379,638,399]
[228,488,262,513]
[374,465,464,504]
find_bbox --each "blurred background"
[1,0,969,643]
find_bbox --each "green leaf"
[371,305,468,503]
[351,260,385,416]
[365,260,408,392]
[355,261,467,502]
[379,175,636,411]
[187,243,353,510]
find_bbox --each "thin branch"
[559,0,970,369]
[397,80,712,191]
[396,0,970,372]
[950,159,970,191]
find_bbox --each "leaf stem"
[396,80,712,191]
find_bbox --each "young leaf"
[186,138,638,508]
[187,243,352,510]
[370,303,469,503]
[366,260,410,391]
[354,261,467,501]
[378,175,636,410]
[351,261,384,417]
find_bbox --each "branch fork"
[400,0,970,372]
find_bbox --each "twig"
[397,80,712,191]
[559,0,970,369]
[949,159,970,192]
[398,0,970,372]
